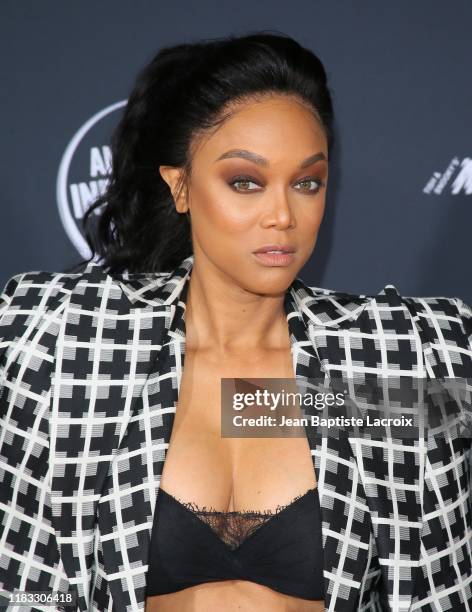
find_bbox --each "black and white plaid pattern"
[0,255,471,611]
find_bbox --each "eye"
[228,176,261,192]
[294,177,325,194]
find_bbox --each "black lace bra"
[145,485,324,601]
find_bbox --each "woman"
[0,32,471,612]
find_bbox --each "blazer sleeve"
[0,273,71,611]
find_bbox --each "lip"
[252,244,296,267]
[253,244,296,254]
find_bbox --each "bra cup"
[146,487,324,600]
[234,492,324,595]
[147,490,237,592]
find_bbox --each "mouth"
[252,245,296,267]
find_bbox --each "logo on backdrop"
[56,100,127,258]
[423,156,472,196]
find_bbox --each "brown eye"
[294,177,324,194]
[228,176,261,192]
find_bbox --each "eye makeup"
[227,175,262,192]
[226,174,326,194]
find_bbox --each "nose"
[260,189,296,230]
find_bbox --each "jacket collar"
[106,253,402,333]
[112,253,406,397]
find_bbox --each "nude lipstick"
[252,244,296,267]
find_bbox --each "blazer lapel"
[49,261,189,611]
[93,260,191,611]
[288,281,424,611]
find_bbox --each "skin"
[145,94,328,612]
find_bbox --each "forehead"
[190,94,327,165]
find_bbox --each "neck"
[184,257,292,355]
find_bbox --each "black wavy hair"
[72,31,334,275]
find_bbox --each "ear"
[159,166,189,214]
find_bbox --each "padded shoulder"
[402,294,471,331]
[0,269,89,350]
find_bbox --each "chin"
[243,272,296,297]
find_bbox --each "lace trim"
[161,486,317,550]
[167,487,316,516]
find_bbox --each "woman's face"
[163,94,328,295]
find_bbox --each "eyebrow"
[214,149,327,168]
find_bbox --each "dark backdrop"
[1,1,471,302]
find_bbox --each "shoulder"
[0,261,176,342]
[401,293,471,341]
[0,258,195,323]
[0,267,87,316]
[305,281,470,321]
[0,261,135,309]
[0,269,74,350]
[302,280,471,342]
[0,264,122,346]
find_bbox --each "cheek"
[211,204,255,234]
[193,188,257,235]
[296,200,325,236]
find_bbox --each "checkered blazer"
[0,255,471,612]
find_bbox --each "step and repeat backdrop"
[1,1,471,302]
